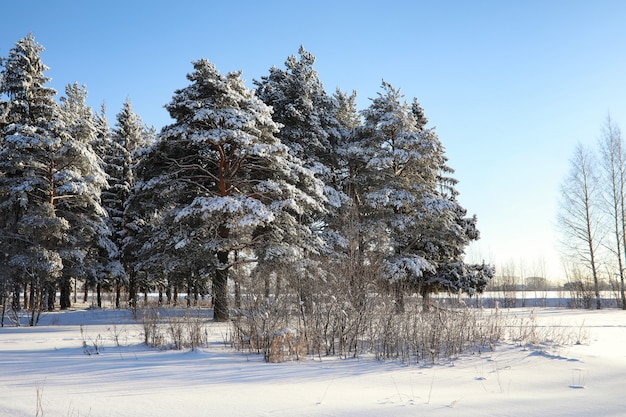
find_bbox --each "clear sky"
[3,0,626,281]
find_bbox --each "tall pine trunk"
[12,281,21,311]
[213,249,230,322]
[128,272,137,309]
[46,282,55,311]
[59,276,72,310]
[213,223,230,321]
[115,279,121,309]
[96,282,102,308]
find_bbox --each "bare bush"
[232,289,506,364]
[366,298,503,364]
[141,308,164,348]
[139,308,209,350]
[80,324,103,355]
[565,280,596,309]
[231,293,296,360]
[500,309,590,348]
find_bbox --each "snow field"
[0,307,625,416]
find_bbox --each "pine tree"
[254,47,348,308]
[127,59,324,321]
[254,47,345,208]
[0,34,63,321]
[0,55,6,128]
[99,99,153,308]
[409,103,492,299]
[0,35,109,319]
[341,81,487,306]
[0,34,57,130]
[57,83,121,308]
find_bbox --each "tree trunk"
[12,282,21,311]
[27,283,33,310]
[213,249,230,322]
[621,274,626,310]
[46,282,55,311]
[28,279,43,326]
[128,272,137,309]
[115,279,121,309]
[264,274,271,300]
[393,281,405,313]
[59,277,72,310]
[619,176,626,310]
[419,283,432,311]
[234,279,241,309]
[585,195,601,310]
[1,290,6,327]
[96,282,102,308]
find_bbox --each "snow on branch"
[175,195,275,228]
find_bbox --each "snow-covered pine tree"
[341,81,488,306]
[254,47,347,307]
[0,34,64,321]
[127,59,324,321]
[0,35,108,320]
[255,47,347,209]
[0,56,6,129]
[56,82,117,308]
[98,99,153,308]
[408,102,493,300]
[333,88,360,132]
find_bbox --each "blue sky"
[4,0,626,280]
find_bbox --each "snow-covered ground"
[1,306,625,417]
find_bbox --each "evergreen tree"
[0,56,6,128]
[99,99,153,308]
[409,102,493,299]
[127,59,324,321]
[0,35,109,319]
[0,34,62,321]
[254,47,345,209]
[0,34,56,130]
[254,47,348,308]
[342,81,487,306]
[57,83,119,308]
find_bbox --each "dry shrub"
[231,293,297,361]
[367,298,503,364]
[139,307,208,349]
[267,328,306,363]
[141,308,164,348]
[502,309,590,347]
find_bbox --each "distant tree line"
[558,117,626,309]
[0,34,493,326]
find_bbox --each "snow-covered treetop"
[0,33,57,128]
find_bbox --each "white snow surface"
[1,306,625,417]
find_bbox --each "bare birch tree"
[558,143,603,309]
[597,116,626,309]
